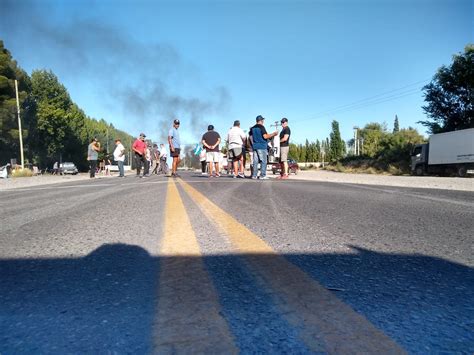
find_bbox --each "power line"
[296,78,430,124]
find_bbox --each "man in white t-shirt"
[227,120,246,178]
[113,139,126,177]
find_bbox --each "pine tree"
[329,120,344,161]
[393,115,400,133]
[315,139,321,161]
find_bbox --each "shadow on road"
[0,243,472,353]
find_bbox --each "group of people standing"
[86,136,169,179]
[200,115,291,179]
[131,133,169,178]
[87,115,291,180]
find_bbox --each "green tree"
[419,44,474,133]
[31,70,71,161]
[323,138,330,161]
[378,128,425,168]
[30,69,135,169]
[289,143,299,161]
[304,139,310,162]
[0,40,35,164]
[315,139,321,161]
[393,115,400,133]
[329,120,344,161]
[360,122,387,158]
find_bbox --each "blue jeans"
[117,161,124,177]
[252,149,267,178]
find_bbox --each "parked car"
[0,163,11,179]
[272,159,299,175]
[60,162,79,175]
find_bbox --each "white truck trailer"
[411,128,474,177]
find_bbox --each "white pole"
[356,127,360,156]
[15,80,25,169]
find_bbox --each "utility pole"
[14,80,25,169]
[353,126,359,156]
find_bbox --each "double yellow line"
[154,179,405,354]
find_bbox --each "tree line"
[288,118,425,167]
[0,41,134,170]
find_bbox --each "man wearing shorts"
[278,117,291,179]
[202,125,221,177]
[226,120,246,178]
[168,119,181,177]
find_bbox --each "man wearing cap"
[132,133,147,177]
[226,120,246,178]
[202,125,221,177]
[168,119,181,177]
[278,117,291,179]
[87,138,101,178]
[249,115,278,180]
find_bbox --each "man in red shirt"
[132,133,147,178]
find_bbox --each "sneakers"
[251,176,258,180]
[215,173,221,177]
[259,176,269,180]
[237,173,245,179]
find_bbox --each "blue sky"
[1,0,472,145]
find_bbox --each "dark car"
[272,159,299,175]
[60,162,79,175]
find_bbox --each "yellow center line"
[153,179,238,353]
[179,179,405,354]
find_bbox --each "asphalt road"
[1,172,473,353]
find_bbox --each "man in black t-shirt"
[278,117,291,179]
[202,125,221,177]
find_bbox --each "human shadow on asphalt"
[0,244,158,353]
[0,243,472,353]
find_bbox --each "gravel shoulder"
[293,170,474,191]
[1,170,473,192]
[0,173,113,190]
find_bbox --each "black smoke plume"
[0,0,231,142]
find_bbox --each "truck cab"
[411,143,428,176]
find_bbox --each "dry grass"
[12,168,34,178]
[323,159,408,176]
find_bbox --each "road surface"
[1,172,473,353]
